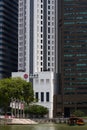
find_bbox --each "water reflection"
[32,124,56,130]
[0,124,87,130]
[0,124,56,130]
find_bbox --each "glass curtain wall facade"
[55,0,87,117]
[63,0,87,95]
[0,0,18,79]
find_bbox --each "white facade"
[33,72,54,118]
[12,72,29,82]
[12,71,55,118]
[33,0,57,73]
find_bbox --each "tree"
[0,77,34,113]
[0,78,12,113]
[23,82,34,104]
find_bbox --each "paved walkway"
[10,118,38,124]
[0,118,38,125]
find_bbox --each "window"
[48,35,50,38]
[46,92,49,102]
[52,46,54,50]
[48,11,50,15]
[48,0,50,4]
[41,34,43,38]
[52,6,54,9]
[41,92,44,102]
[41,40,43,43]
[41,62,42,65]
[48,68,50,71]
[35,92,38,100]
[48,51,50,55]
[41,21,43,24]
[41,27,43,32]
[52,1,54,4]
[41,4,43,8]
[48,46,50,50]
[48,40,50,44]
[48,16,50,20]
[41,10,43,14]
[48,22,50,25]
[48,57,50,61]
[48,27,50,33]
[52,22,54,25]
[48,63,50,66]
[41,45,43,49]
[41,56,43,60]
[48,6,50,9]
[41,51,43,54]
[41,15,43,19]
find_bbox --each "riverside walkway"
[0,117,87,125]
[0,118,38,125]
[0,117,68,124]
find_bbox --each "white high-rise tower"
[18,0,58,75]
[12,0,58,118]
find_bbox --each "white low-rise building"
[12,71,56,118]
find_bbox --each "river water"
[0,124,87,130]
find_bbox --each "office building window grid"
[18,0,26,71]
[47,0,55,71]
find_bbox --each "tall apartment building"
[18,0,58,74]
[54,0,87,117]
[0,0,18,79]
[12,0,58,118]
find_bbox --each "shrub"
[25,105,48,117]
[72,110,85,117]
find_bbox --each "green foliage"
[0,77,34,113]
[23,82,34,104]
[24,106,30,115]
[25,104,48,116]
[72,110,85,117]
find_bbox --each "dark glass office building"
[0,0,18,79]
[54,0,87,117]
